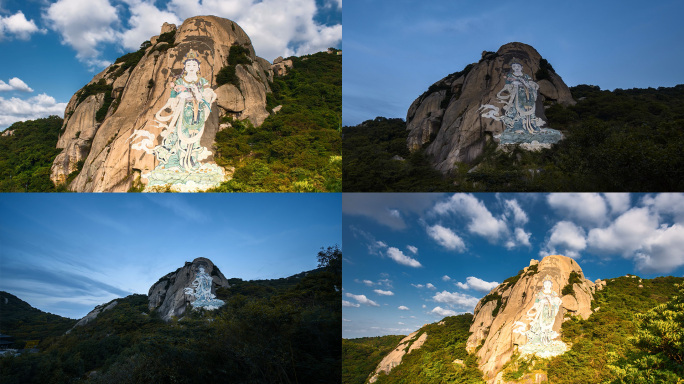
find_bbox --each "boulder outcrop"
[67,299,118,333]
[368,329,429,383]
[406,42,575,173]
[51,16,275,191]
[466,255,595,383]
[148,257,229,321]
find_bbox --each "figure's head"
[198,266,205,273]
[182,50,201,76]
[543,279,553,291]
[511,63,523,73]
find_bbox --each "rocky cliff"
[467,255,601,383]
[406,42,575,173]
[51,16,276,191]
[148,257,230,321]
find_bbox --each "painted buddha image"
[184,266,225,310]
[496,60,544,134]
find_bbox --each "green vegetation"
[342,84,684,191]
[546,275,683,384]
[211,50,341,192]
[0,246,341,383]
[366,314,485,384]
[0,116,63,192]
[215,44,252,88]
[561,271,583,297]
[535,58,555,81]
[481,293,503,317]
[343,335,405,384]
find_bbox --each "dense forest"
[0,48,340,193]
[342,84,684,192]
[341,275,684,384]
[0,246,342,383]
[0,116,62,192]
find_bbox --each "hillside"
[343,271,683,383]
[342,82,684,192]
[0,291,77,348]
[0,249,342,383]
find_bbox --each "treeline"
[212,49,342,192]
[0,116,63,192]
[342,84,684,191]
[0,246,342,383]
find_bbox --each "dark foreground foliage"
[342,335,404,384]
[0,247,342,384]
[342,84,684,191]
[0,116,63,192]
[212,49,342,192]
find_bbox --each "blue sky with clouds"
[0,193,341,319]
[0,0,341,129]
[342,0,684,126]
[342,193,684,338]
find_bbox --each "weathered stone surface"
[272,59,293,76]
[406,42,575,174]
[215,83,245,112]
[51,16,275,191]
[68,299,118,333]
[368,330,427,383]
[466,255,594,383]
[148,257,229,321]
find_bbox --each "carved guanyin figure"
[130,49,225,191]
[184,267,225,310]
[513,277,568,358]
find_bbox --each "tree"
[317,244,342,274]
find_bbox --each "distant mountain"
[1,251,342,383]
[345,255,684,384]
[0,291,76,349]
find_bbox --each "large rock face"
[406,42,575,173]
[51,16,275,191]
[148,257,230,321]
[466,255,595,383]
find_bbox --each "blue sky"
[342,193,684,338]
[343,0,684,126]
[0,193,341,319]
[0,0,342,129]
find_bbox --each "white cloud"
[406,245,418,254]
[504,199,528,225]
[0,77,33,92]
[434,194,508,242]
[120,0,181,51]
[426,224,466,251]
[604,193,631,215]
[547,193,608,226]
[433,290,480,308]
[374,289,394,296]
[454,276,499,292]
[635,224,684,273]
[540,221,587,259]
[411,283,424,289]
[442,275,451,281]
[345,293,379,307]
[0,11,45,40]
[429,306,458,317]
[643,193,684,223]
[386,247,422,268]
[587,207,658,256]
[398,305,409,311]
[514,227,532,247]
[342,300,359,308]
[426,283,436,290]
[0,94,67,129]
[45,0,120,67]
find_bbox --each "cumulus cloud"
[345,293,379,307]
[411,284,424,289]
[0,77,33,92]
[342,300,359,308]
[604,193,631,215]
[432,290,480,309]
[0,11,45,40]
[0,94,67,129]
[442,275,451,281]
[540,221,587,259]
[429,306,458,317]
[386,247,422,268]
[426,283,436,290]
[406,245,418,254]
[454,276,499,292]
[547,193,608,226]
[587,207,658,255]
[426,224,466,251]
[434,194,508,242]
[504,199,528,225]
[643,193,684,223]
[373,289,394,296]
[514,227,532,247]
[44,0,120,67]
[634,224,684,273]
[398,305,409,311]
[120,0,181,51]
